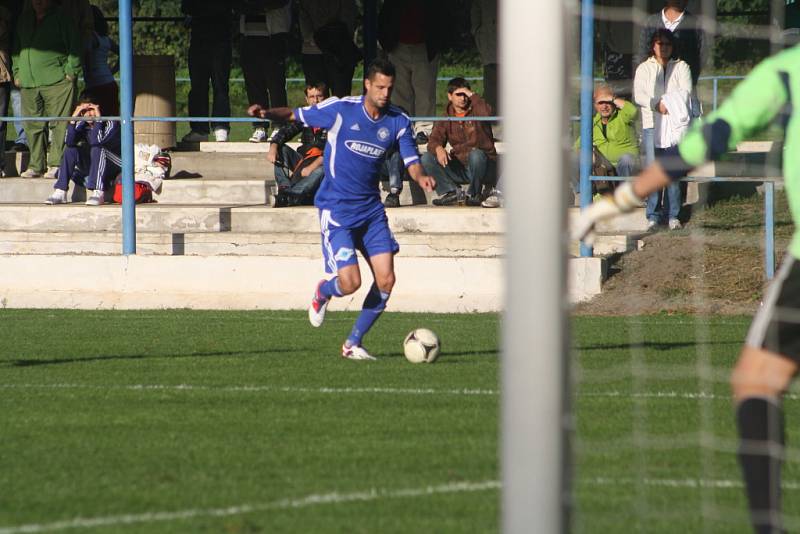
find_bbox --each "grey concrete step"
[169,150,274,180]
[0,230,503,257]
[0,204,505,234]
[0,177,437,206]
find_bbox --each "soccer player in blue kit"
[248,59,436,360]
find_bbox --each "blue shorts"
[319,208,400,274]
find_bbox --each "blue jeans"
[384,148,404,193]
[274,144,324,200]
[421,148,495,197]
[10,88,26,146]
[642,128,681,222]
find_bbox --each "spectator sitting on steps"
[421,77,498,207]
[44,93,121,206]
[265,82,329,207]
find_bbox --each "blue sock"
[346,284,390,347]
[318,277,343,301]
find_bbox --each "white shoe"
[20,168,42,178]
[481,189,503,208]
[341,343,377,361]
[85,190,104,206]
[249,128,267,143]
[213,128,229,142]
[44,166,59,179]
[44,189,67,205]
[668,218,682,230]
[647,220,658,231]
[181,131,208,143]
[308,280,329,327]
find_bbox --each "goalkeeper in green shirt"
[575,45,800,533]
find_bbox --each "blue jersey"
[294,96,420,225]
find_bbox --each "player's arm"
[407,162,435,192]
[247,105,295,123]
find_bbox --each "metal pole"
[765,181,775,279]
[712,77,718,110]
[119,0,135,255]
[501,0,568,532]
[579,0,594,257]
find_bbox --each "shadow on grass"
[575,340,740,351]
[381,349,499,362]
[8,347,309,367]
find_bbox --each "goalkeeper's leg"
[734,259,800,533]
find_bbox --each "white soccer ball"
[403,328,441,363]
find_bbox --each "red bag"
[112,181,154,204]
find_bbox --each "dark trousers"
[55,145,121,192]
[241,35,287,130]
[302,53,354,98]
[0,82,9,171]
[187,33,232,134]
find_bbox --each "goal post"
[501,1,571,532]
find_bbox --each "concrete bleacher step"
[0,230,503,257]
[169,150,274,180]
[0,204,504,234]
[0,177,436,206]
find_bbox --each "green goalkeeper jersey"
[675,45,800,256]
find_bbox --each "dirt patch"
[574,228,788,316]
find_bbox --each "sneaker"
[213,128,229,142]
[414,131,428,145]
[85,190,104,206]
[647,220,658,231]
[181,130,208,143]
[308,280,329,327]
[668,218,682,230]
[481,189,503,208]
[383,192,400,208]
[20,168,42,178]
[432,190,458,206]
[249,128,267,143]
[44,189,67,205]
[44,166,58,179]
[271,191,289,208]
[465,196,482,207]
[341,343,377,361]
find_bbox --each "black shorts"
[746,256,800,363]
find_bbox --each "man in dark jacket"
[421,77,497,207]
[44,94,120,206]
[265,82,328,207]
[378,0,447,144]
[636,0,706,87]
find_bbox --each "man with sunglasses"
[422,77,498,206]
[573,84,640,195]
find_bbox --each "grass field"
[2,311,797,532]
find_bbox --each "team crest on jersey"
[377,127,390,140]
[335,247,355,261]
[345,140,385,158]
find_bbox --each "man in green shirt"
[12,0,81,178]
[574,83,640,193]
[575,44,800,533]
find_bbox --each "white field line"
[585,477,800,491]
[6,383,800,401]
[0,480,501,534]
[0,383,500,396]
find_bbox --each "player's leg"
[733,257,800,533]
[309,209,361,327]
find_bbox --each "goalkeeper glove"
[572,182,643,246]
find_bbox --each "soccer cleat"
[44,166,59,179]
[668,218,682,230]
[213,128,229,142]
[341,343,377,361]
[249,127,267,143]
[20,168,42,178]
[181,130,208,143]
[383,192,400,208]
[85,190,104,206]
[308,280,329,327]
[44,189,67,205]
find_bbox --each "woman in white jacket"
[634,28,693,230]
